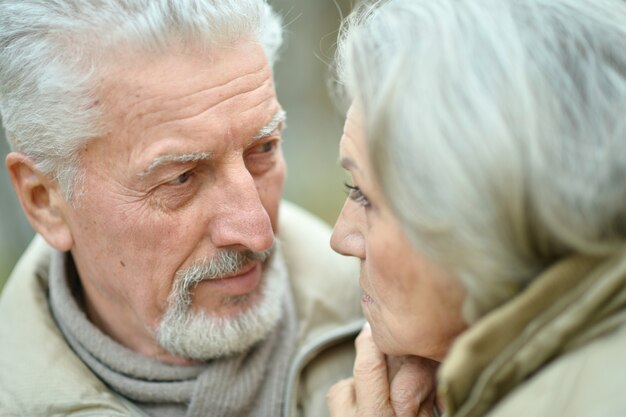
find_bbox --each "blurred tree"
[270,0,353,225]
[0,131,35,290]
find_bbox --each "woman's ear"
[5,152,74,251]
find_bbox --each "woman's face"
[331,106,467,361]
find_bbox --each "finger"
[327,378,357,417]
[353,323,394,417]
[415,392,438,417]
[389,356,438,417]
[416,402,437,417]
[386,355,404,380]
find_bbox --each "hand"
[327,323,439,417]
[387,354,438,416]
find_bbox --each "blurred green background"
[0,0,353,292]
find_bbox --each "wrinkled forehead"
[83,40,280,170]
[100,40,271,117]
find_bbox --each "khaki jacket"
[439,253,626,417]
[0,201,363,417]
[486,324,626,417]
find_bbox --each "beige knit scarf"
[49,247,297,417]
[439,251,626,417]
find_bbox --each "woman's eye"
[169,171,193,185]
[344,182,371,208]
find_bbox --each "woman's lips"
[361,289,374,304]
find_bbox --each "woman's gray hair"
[336,0,626,321]
[0,0,283,200]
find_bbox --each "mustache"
[170,244,275,310]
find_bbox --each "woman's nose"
[331,200,366,259]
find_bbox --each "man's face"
[61,41,286,363]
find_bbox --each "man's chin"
[156,311,272,361]
[155,269,286,361]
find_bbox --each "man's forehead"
[99,41,274,126]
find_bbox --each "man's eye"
[252,141,277,154]
[168,171,193,185]
[261,142,274,153]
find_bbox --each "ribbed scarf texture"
[49,248,297,417]
[439,251,626,417]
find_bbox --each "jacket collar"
[439,251,626,417]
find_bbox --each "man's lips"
[199,262,263,296]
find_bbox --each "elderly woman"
[327,0,626,416]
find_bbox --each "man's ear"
[5,152,74,252]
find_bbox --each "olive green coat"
[439,253,626,417]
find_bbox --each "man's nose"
[208,168,275,253]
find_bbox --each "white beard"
[154,245,287,360]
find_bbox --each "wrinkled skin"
[6,40,286,365]
[328,106,467,415]
[327,323,440,417]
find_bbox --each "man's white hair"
[336,0,626,321]
[0,0,283,200]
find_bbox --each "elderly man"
[0,1,363,416]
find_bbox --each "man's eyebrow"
[253,110,287,142]
[137,111,285,178]
[138,152,211,177]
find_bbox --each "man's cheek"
[259,180,284,232]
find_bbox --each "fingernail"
[363,321,371,331]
